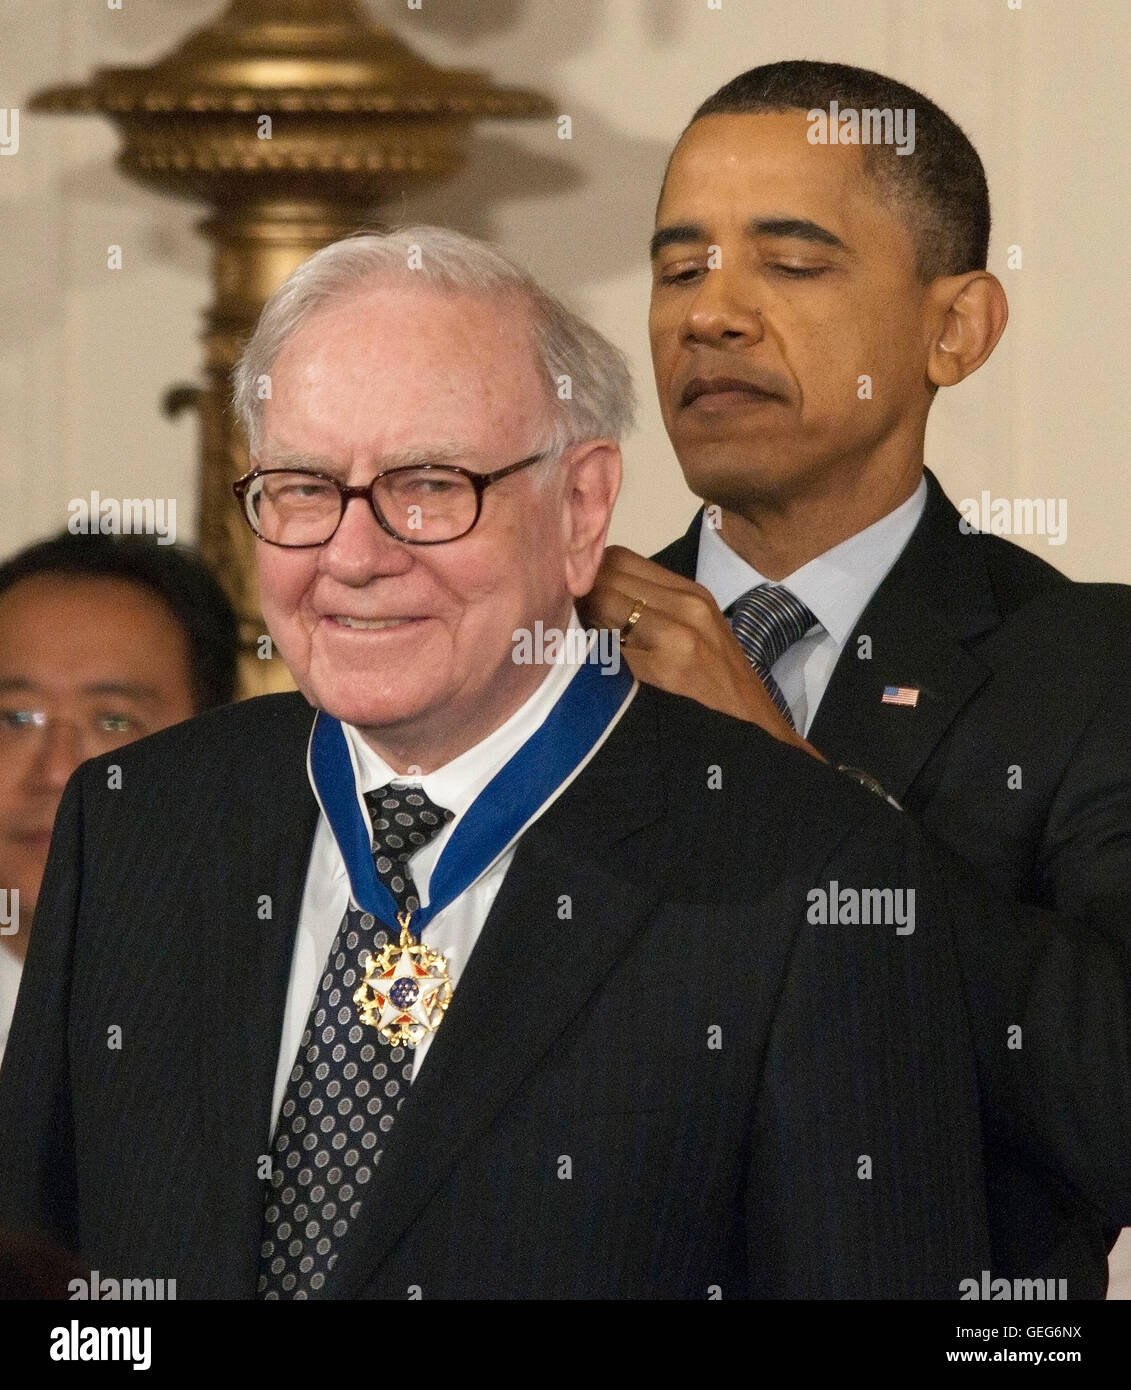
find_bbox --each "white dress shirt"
[695,478,927,736]
[270,611,630,1134]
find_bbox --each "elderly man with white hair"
[1,226,1127,1301]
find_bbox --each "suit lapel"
[192,694,320,1292]
[806,579,991,801]
[327,690,666,1297]
[807,472,1000,800]
[653,476,1003,805]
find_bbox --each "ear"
[927,271,1009,388]
[559,440,623,598]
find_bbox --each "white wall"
[2,0,1129,583]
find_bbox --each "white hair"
[232,225,636,465]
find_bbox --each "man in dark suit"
[0,226,1126,1301]
[585,61,1131,1296]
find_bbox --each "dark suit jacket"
[2,676,1129,1299]
[0,682,1066,1299]
[654,468,1131,1294]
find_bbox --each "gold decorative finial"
[31,0,552,691]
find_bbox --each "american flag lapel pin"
[882,685,920,708]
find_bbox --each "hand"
[581,546,824,760]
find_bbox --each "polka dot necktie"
[727,585,816,730]
[362,785,454,916]
[257,783,453,1299]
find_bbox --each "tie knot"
[363,784,454,915]
[728,584,815,671]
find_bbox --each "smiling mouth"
[331,616,417,630]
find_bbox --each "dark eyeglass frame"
[232,451,550,548]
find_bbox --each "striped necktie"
[727,585,815,730]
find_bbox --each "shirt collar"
[695,476,927,648]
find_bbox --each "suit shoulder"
[966,527,1131,620]
[1022,575,1131,621]
[638,684,880,829]
[930,516,1131,669]
[627,686,919,905]
[971,527,1070,603]
[980,539,1131,658]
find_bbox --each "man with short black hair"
[586,60,1131,1296]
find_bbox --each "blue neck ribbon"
[309,655,635,937]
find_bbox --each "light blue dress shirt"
[695,478,928,736]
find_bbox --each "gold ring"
[622,596,647,641]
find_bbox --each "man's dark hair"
[689,60,990,281]
[0,531,239,711]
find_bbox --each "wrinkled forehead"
[264,282,552,461]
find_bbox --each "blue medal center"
[390,977,420,1009]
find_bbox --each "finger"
[594,574,739,657]
[583,576,690,648]
[582,575,649,632]
[601,545,713,599]
[591,560,720,619]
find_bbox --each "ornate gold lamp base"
[32,0,550,696]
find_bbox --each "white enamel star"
[354,929,452,1047]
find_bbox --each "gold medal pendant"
[353,911,453,1048]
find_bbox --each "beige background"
[2,0,1129,580]
[2,0,1128,1292]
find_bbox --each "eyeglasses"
[232,452,549,548]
